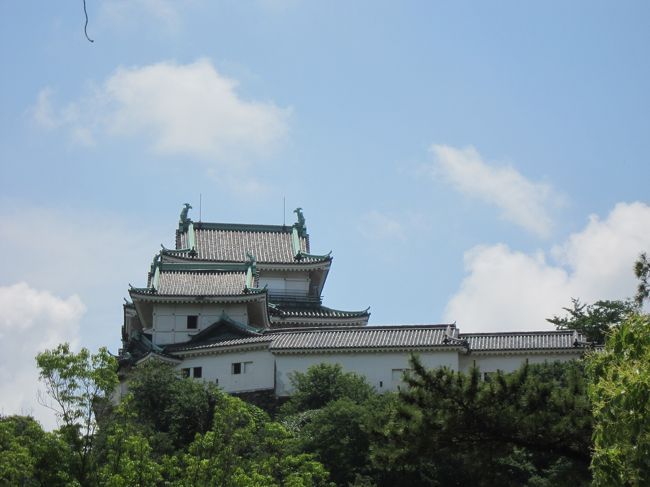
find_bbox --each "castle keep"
[118,205,588,396]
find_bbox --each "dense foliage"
[13,352,333,487]
[587,313,650,486]
[0,415,72,486]
[279,359,593,487]
[2,351,599,486]
[373,358,592,487]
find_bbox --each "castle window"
[181,368,190,378]
[231,362,253,374]
[187,315,198,329]
[392,369,410,381]
[193,367,202,378]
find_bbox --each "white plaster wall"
[152,303,248,345]
[176,349,275,393]
[259,272,309,294]
[274,351,459,396]
[459,352,582,375]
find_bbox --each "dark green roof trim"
[270,305,370,319]
[296,251,332,261]
[245,287,267,294]
[129,287,267,298]
[129,285,153,293]
[192,221,295,234]
[161,246,198,260]
[162,250,331,267]
[158,262,251,272]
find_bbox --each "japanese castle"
[118,205,589,396]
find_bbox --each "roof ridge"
[265,324,453,334]
[162,269,246,274]
[194,222,298,234]
[460,329,578,336]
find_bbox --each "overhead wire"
[83,0,94,43]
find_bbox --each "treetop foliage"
[587,313,650,486]
[634,252,650,307]
[280,362,375,416]
[0,415,73,486]
[369,356,592,486]
[546,298,636,344]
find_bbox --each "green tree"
[280,363,395,485]
[35,343,118,486]
[295,398,370,486]
[634,252,650,307]
[0,415,73,486]
[281,363,375,416]
[177,392,333,486]
[125,361,218,453]
[372,356,592,486]
[98,424,162,487]
[547,298,636,343]
[587,313,650,486]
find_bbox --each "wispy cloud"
[429,145,560,238]
[0,283,84,430]
[32,59,290,170]
[444,202,650,331]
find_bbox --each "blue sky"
[2,1,650,424]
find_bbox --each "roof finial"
[246,252,257,271]
[179,203,192,232]
[293,207,307,237]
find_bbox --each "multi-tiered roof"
[120,205,590,369]
[121,205,370,363]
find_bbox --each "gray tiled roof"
[167,336,273,353]
[162,326,590,355]
[156,270,247,296]
[270,306,370,319]
[178,228,308,263]
[269,325,451,351]
[460,331,584,351]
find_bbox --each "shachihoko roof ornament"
[293,207,307,237]
[179,203,192,232]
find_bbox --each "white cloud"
[0,204,159,362]
[32,59,290,169]
[445,202,650,332]
[0,283,84,430]
[429,145,559,238]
